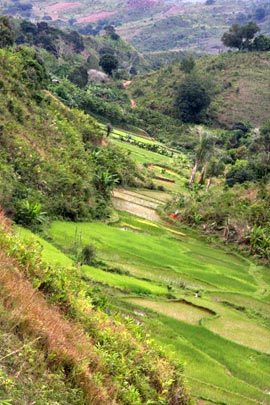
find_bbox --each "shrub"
[14,200,47,229]
[80,245,96,265]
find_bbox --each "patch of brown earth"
[123,80,132,88]
[77,11,116,23]
[164,5,186,15]
[46,2,82,13]
[131,98,137,108]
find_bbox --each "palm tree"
[94,170,119,198]
[189,129,216,187]
[205,153,227,191]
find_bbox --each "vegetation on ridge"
[0,43,150,225]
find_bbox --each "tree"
[99,54,118,76]
[225,164,255,186]
[180,56,195,74]
[104,25,119,40]
[252,34,270,51]
[0,16,15,48]
[176,75,211,123]
[68,65,88,88]
[221,22,260,50]
[189,130,216,187]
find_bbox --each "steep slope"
[0,212,190,404]
[0,46,100,221]
[0,45,147,225]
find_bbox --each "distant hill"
[2,0,270,55]
[10,18,148,76]
[129,50,270,129]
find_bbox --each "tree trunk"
[189,161,199,187]
[198,165,206,185]
[206,177,212,192]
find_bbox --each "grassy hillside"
[0,28,191,405]
[119,0,270,54]
[0,46,100,220]
[129,50,270,128]
[0,212,190,405]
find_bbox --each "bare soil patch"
[123,80,132,88]
[112,189,160,222]
[131,98,137,108]
[77,11,116,23]
[46,2,82,13]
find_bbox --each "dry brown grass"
[0,211,190,405]
[0,247,116,405]
[0,209,11,231]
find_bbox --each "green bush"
[80,245,96,265]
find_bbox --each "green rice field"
[18,209,269,405]
[16,129,270,405]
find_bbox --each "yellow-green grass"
[208,291,270,316]
[205,304,270,353]
[127,295,270,353]
[154,178,185,193]
[122,300,270,405]
[48,219,258,294]
[110,134,188,191]
[112,128,158,145]
[16,227,167,296]
[150,165,188,192]
[99,123,155,144]
[82,265,167,295]
[112,138,172,165]
[18,216,270,405]
[133,189,172,202]
[126,298,214,325]
[15,226,73,267]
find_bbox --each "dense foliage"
[176,75,211,123]
[0,45,144,226]
[0,16,14,48]
[165,183,270,261]
[221,22,260,50]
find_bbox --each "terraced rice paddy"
[36,208,269,405]
[16,130,270,405]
